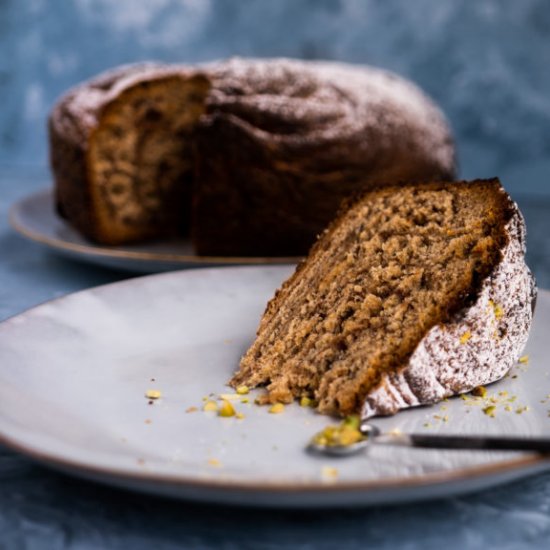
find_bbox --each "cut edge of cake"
[50,69,210,245]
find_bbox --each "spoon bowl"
[307,421,550,457]
[307,422,380,456]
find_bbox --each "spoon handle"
[406,433,550,452]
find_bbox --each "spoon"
[308,420,550,457]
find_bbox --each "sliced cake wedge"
[230,178,536,418]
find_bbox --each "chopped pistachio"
[459,331,472,344]
[311,417,364,447]
[518,355,529,364]
[203,400,218,412]
[218,399,236,417]
[235,385,249,395]
[269,403,285,414]
[321,466,339,480]
[219,393,240,401]
[338,425,364,446]
[145,389,162,400]
[483,405,496,417]
[343,415,360,429]
[240,397,250,404]
[494,303,504,319]
[235,412,245,420]
[300,396,313,407]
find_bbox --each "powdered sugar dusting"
[50,63,185,139]
[206,58,455,171]
[50,57,455,177]
[362,200,536,418]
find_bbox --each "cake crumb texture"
[231,179,535,417]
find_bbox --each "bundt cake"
[230,178,536,417]
[49,58,456,256]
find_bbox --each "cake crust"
[361,202,535,418]
[194,58,456,255]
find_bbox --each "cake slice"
[230,179,536,418]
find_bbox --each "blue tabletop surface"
[2,1,550,546]
[1,172,550,549]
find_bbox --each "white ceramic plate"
[0,266,549,508]
[8,189,301,272]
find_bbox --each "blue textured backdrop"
[1,0,549,196]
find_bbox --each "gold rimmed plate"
[9,188,301,272]
[0,265,549,507]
